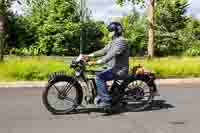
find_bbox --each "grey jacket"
[92,36,129,78]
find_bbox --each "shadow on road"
[146,100,175,111]
[58,100,175,116]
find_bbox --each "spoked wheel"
[42,77,83,114]
[123,80,154,111]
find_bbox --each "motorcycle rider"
[86,21,129,108]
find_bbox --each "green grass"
[130,56,200,78]
[0,56,74,81]
[1,56,200,81]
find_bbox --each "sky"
[87,0,200,23]
[87,0,138,22]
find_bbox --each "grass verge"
[0,56,74,81]
[0,56,200,81]
[130,57,200,78]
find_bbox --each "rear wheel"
[42,77,83,114]
[123,80,154,111]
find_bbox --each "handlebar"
[69,54,108,70]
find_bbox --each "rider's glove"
[96,59,103,64]
[88,53,95,57]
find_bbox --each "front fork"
[79,77,97,104]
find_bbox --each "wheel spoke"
[63,80,76,96]
[138,95,150,98]
[52,85,61,93]
[122,80,154,111]
[45,80,80,113]
[64,96,77,105]
[125,95,150,100]
[52,100,60,106]
[61,79,73,92]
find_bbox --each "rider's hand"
[87,61,97,65]
[88,53,94,57]
[136,67,144,75]
[81,54,89,62]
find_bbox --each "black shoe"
[96,101,111,109]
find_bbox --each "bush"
[184,41,200,56]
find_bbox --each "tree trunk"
[0,0,6,62]
[147,0,155,58]
[0,15,5,61]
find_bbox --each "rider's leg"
[95,69,114,106]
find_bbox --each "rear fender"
[126,73,157,89]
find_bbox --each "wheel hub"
[127,87,145,100]
[58,93,66,100]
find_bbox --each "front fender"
[48,71,70,83]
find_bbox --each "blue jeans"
[95,69,114,103]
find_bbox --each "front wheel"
[42,76,83,114]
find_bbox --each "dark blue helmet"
[107,22,123,36]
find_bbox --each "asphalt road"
[0,83,200,133]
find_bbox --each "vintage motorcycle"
[42,55,158,114]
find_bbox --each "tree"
[121,11,148,56]
[181,18,200,56]
[155,0,189,56]
[147,0,155,58]
[0,0,19,60]
[11,0,80,56]
[117,0,155,58]
[118,0,190,57]
[9,0,105,56]
[117,0,145,5]
[0,0,6,61]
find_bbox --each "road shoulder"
[0,78,200,88]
